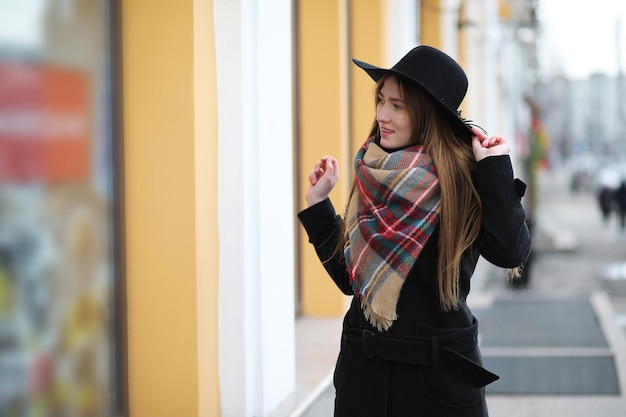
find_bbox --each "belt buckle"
[362,329,374,358]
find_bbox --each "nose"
[376,105,390,123]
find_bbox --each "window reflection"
[0,1,118,416]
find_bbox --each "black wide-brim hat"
[353,45,472,140]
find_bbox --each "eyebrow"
[378,93,404,103]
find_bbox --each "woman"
[298,45,531,416]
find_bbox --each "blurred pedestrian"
[615,180,626,231]
[298,46,531,417]
[597,186,614,224]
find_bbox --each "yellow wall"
[350,0,387,155]
[297,0,350,316]
[420,0,442,47]
[121,1,220,416]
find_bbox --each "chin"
[380,138,396,148]
[380,139,402,150]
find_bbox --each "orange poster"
[0,61,90,182]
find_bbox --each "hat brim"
[352,58,472,140]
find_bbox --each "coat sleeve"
[297,198,355,295]
[475,155,532,268]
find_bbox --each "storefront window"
[0,1,122,416]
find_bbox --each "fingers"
[471,126,488,141]
[471,127,506,149]
[471,126,497,148]
[471,131,511,161]
[308,156,338,186]
[480,135,504,148]
[323,156,339,180]
[305,156,339,206]
[471,134,482,149]
[308,168,319,186]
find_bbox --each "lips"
[380,126,394,136]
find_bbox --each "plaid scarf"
[345,137,441,331]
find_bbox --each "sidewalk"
[268,315,342,417]
[473,289,626,416]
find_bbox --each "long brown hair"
[340,74,482,311]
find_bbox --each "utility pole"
[617,17,625,154]
[510,0,542,288]
[523,0,541,218]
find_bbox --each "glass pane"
[0,1,120,416]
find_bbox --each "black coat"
[298,155,531,417]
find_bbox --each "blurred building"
[0,1,540,417]
[539,74,626,161]
[536,73,626,193]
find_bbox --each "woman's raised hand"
[305,156,339,206]
[471,127,511,161]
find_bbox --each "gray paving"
[474,297,620,396]
[484,356,619,395]
[300,385,334,417]
[475,297,608,348]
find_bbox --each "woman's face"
[376,76,413,149]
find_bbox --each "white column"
[215,0,295,416]
[386,0,419,65]
[441,0,461,57]
[255,0,296,415]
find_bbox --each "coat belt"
[343,327,499,389]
